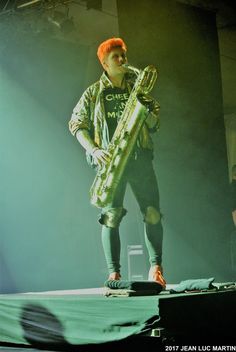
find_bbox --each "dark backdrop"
[117,0,233,282]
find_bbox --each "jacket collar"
[100,71,113,88]
[100,71,136,90]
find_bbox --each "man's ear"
[102,60,108,71]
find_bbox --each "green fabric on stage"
[0,293,160,346]
[1,288,236,347]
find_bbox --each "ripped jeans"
[99,149,163,274]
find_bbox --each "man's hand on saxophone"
[91,147,111,167]
[137,93,155,113]
[76,129,111,167]
[137,93,160,131]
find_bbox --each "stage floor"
[1,283,236,351]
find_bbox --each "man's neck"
[108,73,126,89]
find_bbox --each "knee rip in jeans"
[99,207,127,228]
[144,206,161,225]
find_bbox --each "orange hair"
[97,37,127,64]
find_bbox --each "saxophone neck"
[122,64,140,76]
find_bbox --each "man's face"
[102,47,127,76]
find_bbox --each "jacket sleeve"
[145,99,160,133]
[68,87,92,136]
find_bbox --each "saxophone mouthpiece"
[122,64,140,75]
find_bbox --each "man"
[69,37,166,288]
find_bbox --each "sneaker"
[148,265,166,289]
[108,272,121,281]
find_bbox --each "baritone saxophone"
[89,64,158,208]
